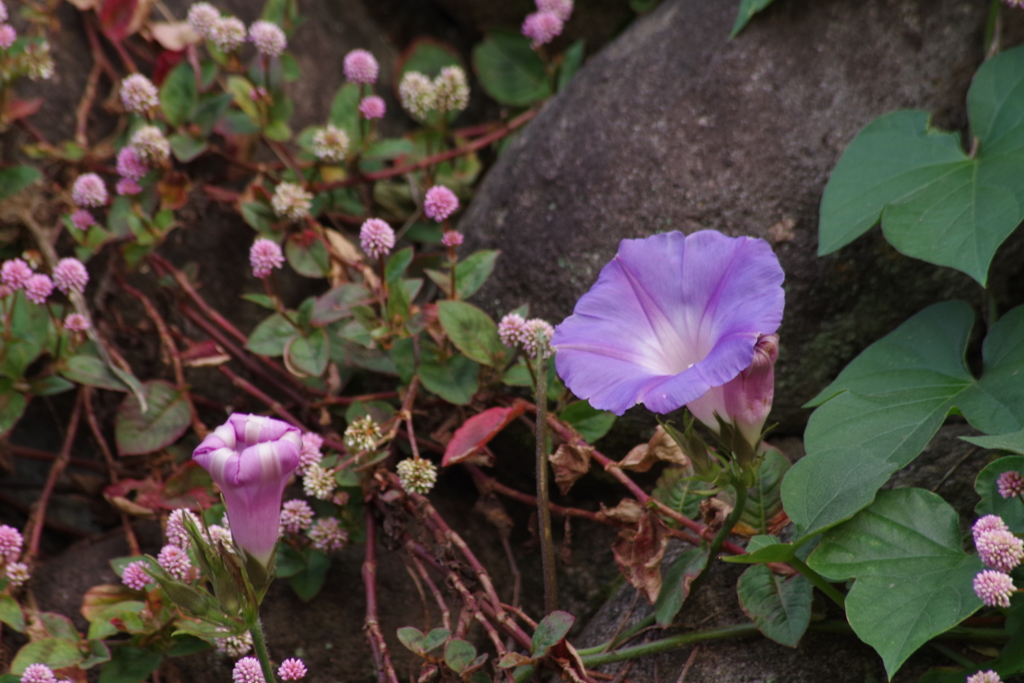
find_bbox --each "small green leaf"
[240,293,278,310]
[557,40,585,92]
[363,138,416,161]
[0,594,25,632]
[385,248,414,284]
[423,628,450,653]
[0,165,42,201]
[328,83,362,145]
[730,0,776,38]
[436,300,505,367]
[651,465,704,523]
[285,329,329,377]
[241,202,276,233]
[289,550,329,601]
[167,635,212,658]
[191,93,232,136]
[737,564,812,647]
[285,231,330,278]
[160,62,197,128]
[11,639,84,673]
[473,32,551,106]
[445,639,476,673]
[397,627,426,654]
[312,284,371,325]
[114,380,192,456]
[98,646,163,683]
[559,400,615,443]
[455,250,499,300]
[419,353,479,405]
[974,456,1024,533]
[169,134,207,162]
[653,548,709,626]
[246,313,296,356]
[275,545,305,579]
[400,39,461,78]
[0,381,27,439]
[26,375,74,396]
[61,355,128,392]
[530,611,574,656]
[226,76,261,123]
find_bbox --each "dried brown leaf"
[596,498,644,525]
[549,443,593,495]
[619,426,689,472]
[612,511,668,604]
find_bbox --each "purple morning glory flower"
[551,230,784,418]
[193,414,301,565]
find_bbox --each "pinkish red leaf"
[99,0,137,40]
[442,401,527,467]
[4,98,43,122]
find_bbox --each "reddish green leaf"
[115,380,191,455]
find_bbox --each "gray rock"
[460,0,1002,435]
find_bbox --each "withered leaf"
[619,426,690,472]
[596,498,644,525]
[612,511,668,604]
[549,443,593,495]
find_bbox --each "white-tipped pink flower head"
[157,543,192,581]
[249,238,284,279]
[187,2,219,38]
[278,658,307,681]
[20,664,56,683]
[302,465,335,500]
[53,258,89,295]
[271,182,312,220]
[5,561,29,588]
[215,632,253,658]
[967,671,1003,683]
[359,218,395,259]
[312,124,350,163]
[686,333,780,450]
[974,569,1015,608]
[1,259,33,291]
[344,416,381,452]
[397,458,438,494]
[343,49,379,84]
[307,517,348,551]
[210,15,246,52]
[131,126,171,166]
[280,499,314,534]
[976,528,1024,573]
[24,274,53,305]
[117,146,148,181]
[998,471,1024,499]
[71,209,96,231]
[72,173,108,208]
[166,508,200,548]
[522,11,564,48]
[521,318,555,359]
[441,231,464,248]
[64,313,90,332]
[249,20,286,57]
[232,656,265,683]
[120,74,159,114]
[0,24,16,50]
[433,66,469,114]
[974,515,1010,541]
[537,0,573,21]
[424,185,459,222]
[498,313,527,347]
[399,71,436,121]
[299,432,324,473]
[0,524,23,561]
[359,95,386,120]
[122,560,152,590]
[192,414,302,565]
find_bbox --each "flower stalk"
[248,620,278,683]
[534,344,558,614]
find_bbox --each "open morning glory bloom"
[551,230,784,422]
[193,414,301,565]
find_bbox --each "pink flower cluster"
[53,258,88,295]
[424,185,459,222]
[0,24,17,51]
[232,657,264,683]
[343,49,379,84]
[522,0,573,48]
[359,218,395,259]
[972,515,1022,607]
[359,96,386,120]
[498,313,555,359]
[998,470,1024,499]
[0,524,23,561]
[967,671,1003,683]
[280,499,314,535]
[278,658,307,681]
[248,20,286,57]
[122,560,152,591]
[250,238,285,279]
[299,432,324,474]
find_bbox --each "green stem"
[581,623,759,667]
[685,480,748,600]
[786,556,845,609]
[575,614,656,656]
[249,620,277,683]
[535,347,557,614]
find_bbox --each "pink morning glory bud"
[974,569,1015,608]
[498,313,527,347]
[0,24,16,50]
[343,49,379,84]
[120,74,159,114]
[117,146,148,180]
[20,664,56,683]
[278,658,307,681]
[998,471,1024,499]
[976,528,1024,573]
[248,20,286,57]
[117,178,142,196]
[1,259,33,291]
[122,560,152,590]
[72,173,108,208]
[0,524,23,561]
[522,11,563,48]
[157,543,192,581]
[280,499,314,534]
[250,238,284,279]
[232,656,265,683]
[974,515,1009,541]
[64,313,90,331]
[686,333,779,450]
[5,561,29,588]
[130,126,171,166]
[24,274,53,305]
[307,517,348,551]
[359,95,386,120]
[537,0,573,21]
[441,230,464,248]
[968,671,1003,683]
[53,257,89,295]
[210,15,246,52]
[271,181,312,220]
[424,185,459,222]
[187,2,218,37]
[192,414,302,565]
[359,218,395,259]
[70,209,96,231]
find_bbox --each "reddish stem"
[363,507,400,683]
[218,366,306,431]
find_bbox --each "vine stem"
[685,481,747,601]
[363,507,400,683]
[787,556,845,608]
[580,623,758,668]
[534,349,558,614]
[248,619,278,683]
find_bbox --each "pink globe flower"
[120,74,159,114]
[5,561,29,588]
[552,231,785,419]
[210,16,246,53]
[122,560,152,590]
[249,20,286,57]
[53,257,89,295]
[343,49,379,84]
[71,209,97,231]
[24,273,53,304]
[192,414,302,565]
[424,185,459,222]
[521,318,555,359]
[157,543,192,581]
[522,11,564,48]
[20,664,56,683]
[280,499,314,534]
[359,218,395,259]
[117,146,148,181]
[64,313,90,331]
[278,658,307,681]
[117,178,142,196]
[0,524,23,561]
[1,259,33,291]
[974,569,1015,608]
[250,238,285,279]
[976,528,1024,573]
[0,2,6,23]
[72,173,108,208]
[232,657,265,683]
[998,470,1024,499]
[0,24,16,50]
[974,515,1009,541]
[498,313,527,347]
[307,517,347,551]
[537,0,573,21]
[187,2,219,37]
[967,671,1003,683]
[359,95,386,120]
[441,230,464,248]
[166,508,200,548]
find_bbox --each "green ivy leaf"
[808,488,983,678]
[472,32,551,107]
[819,46,1024,285]
[730,0,776,38]
[114,380,192,456]
[246,313,296,356]
[782,301,1024,540]
[0,165,41,202]
[653,547,709,626]
[530,611,574,656]
[159,62,197,128]
[436,300,505,367]
[737,564,812,647]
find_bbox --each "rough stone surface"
[460,0,1014,436]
